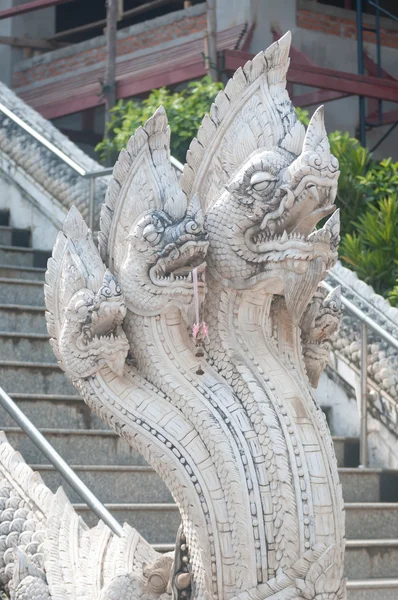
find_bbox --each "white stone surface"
[1,33,347,600]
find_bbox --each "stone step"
[0,210,9,227]
[345,503,398,539]
[339,469,398,503]
[347,578,398,600]
[76,500,398,547]
[0,304,47,334]
[333,436,360,468]
[0,226,30,247]
[346,539,398,580]
[33,465,171,505]
[0,360,75,395]
[24,462,398,510]
[74,503,180,544]
[0,332,55,362]
[0,278,44,307]
[0,264,45,280]
[2,427,146,466]
[1,394,108,430]
[0,245,49,268]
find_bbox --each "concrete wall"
[0,0,55,86]
[315,369,359,438]
[0,158,64,250]
[316,358,398,469]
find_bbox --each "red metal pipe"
[0,0,72,21]
[292,90,352,108]
[367,108,398,126]
[224,50,398,103]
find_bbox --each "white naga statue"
[0,32,346,600]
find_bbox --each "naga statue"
[0,32,346,600]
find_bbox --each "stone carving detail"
[0,32,346,600]
[45,205,130,380]
[0,432,177,600]
[301,285,342,387]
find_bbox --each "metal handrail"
[322,279,398,467]
[0,100,184,231]
[0,386,123,537]
[322,280,398,351]
[0,102,87,176]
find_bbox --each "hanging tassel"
[192,266,208,374]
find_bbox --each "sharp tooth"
[170,273,174,282]
[281,230,288,242]
[188,272,192,282]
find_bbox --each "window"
[55,0,205,44]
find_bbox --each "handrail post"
[359,322,368,468]
[88,176,95,232]
[0,387,123,537]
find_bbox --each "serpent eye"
[250,172,277,192]
[143,224,162,245]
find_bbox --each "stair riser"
[0,228,30,247]
[0,230,12,246]
[0,399,108,430]
[38,469,172,504]
[77,506,180,544]
[0,248,34,267]
[346,507,398,539]
[0,336,55,362]
[0,308,47,334]
[333,438,360,468]
[4,430,146,466]
[346,546,398,579]
[0,266,45,280]
[0,212,9,227]
[340,472,381,503]
[0,281,44,307]
[347,587,398,600]
[0,364,75,395]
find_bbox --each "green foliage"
[295,107,310,127]
[340,196,398,297]
[328,131,372,237]
[337,149,398,300]
[96,76,224,164]
[357,157,398,202]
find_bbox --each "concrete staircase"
[0,209,397,598]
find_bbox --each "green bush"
[336,151,398,300]
[96,76,224,164]
[328,132,372,237]
[340,196,398,298]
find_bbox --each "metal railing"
[322,279,398,467]
[0,386,123,536]
[0,101,184,231]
